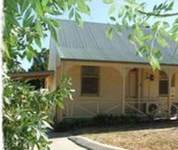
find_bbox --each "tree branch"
[137,9,178,17]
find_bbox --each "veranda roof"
[8,71,54,80]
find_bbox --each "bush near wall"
[53,118,93,132]
[52,114,150,132]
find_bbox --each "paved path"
[48,131,127,150]
[48,132,87,150]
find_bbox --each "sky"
[58,0,177,23]
[58,0,178,24]
[21,0,178,70]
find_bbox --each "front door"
[127,68,138,98]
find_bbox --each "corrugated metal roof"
[55,19,178,65]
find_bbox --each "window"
[159,71,168,96]
[81,66,99,95]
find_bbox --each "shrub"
[53,118,92,132]
[92,114,148,127]
[52,114,149,132]
[3,77,72,149]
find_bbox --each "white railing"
[63,98,178,119]
[64,100,121,118]
[125,97,178,119]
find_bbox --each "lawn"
[78,121,178,150]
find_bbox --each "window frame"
[159,71,169,96]
[81,66,100,96]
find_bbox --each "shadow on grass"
[71,119,178,136]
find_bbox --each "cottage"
[48,20,178,122]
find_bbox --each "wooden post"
[122,67,126,115]
[59,109,63,122]
[97,101,99,114]
[168,71,172,119]
[138,68,142,110]
[54,106,63,123]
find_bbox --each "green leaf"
[166,1,174,11]
[75,12,83,27]
[142,34,153,41]
[122,18,128,28]
[103,0,114,4]
[109,3,116,15]
[135,26,143,38]
[34,0,44,17]
[134,35,144,46]
[69,8,74,19]
[149,55,160,70]
[26,45,36,61]
[153,5,157,11]
[34,37,42,48]
[69,93,73,100]
[34,128,41,140]
[118,7,125,17]
[115,23,122,34]
[157,3,163,10]
[35,19,43,36]
[42,0,49,7]
[24,7,32,19]
[42,120,52,129]
[128,33,134,41]
[138,45,148,54]
[23,16,34,27]
[20,0,29,12]
[110,16,116,22]
[3,42,11,60]
[106,27,113,40]
[77,2,90,15]
[157,36,168,47]
[170,25,178,33]
[162,21,170,28]
[4,114,14,122]
[153,48,162,59]
[57,100,64,109]
[4,97,11,105]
